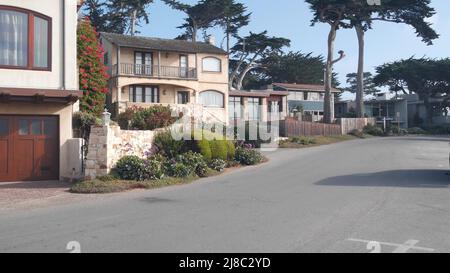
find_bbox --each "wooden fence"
[338,117,376,135]
[280,118,342,137]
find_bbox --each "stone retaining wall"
[84,124,157,180]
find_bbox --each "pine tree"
[211,0,251,53]
[82,0,108,32]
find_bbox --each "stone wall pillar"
[84,124,156,180]
[85,125,109,180]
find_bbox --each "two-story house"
[100,32,229,124]
[0,0,83,182]
[269,83,341,122]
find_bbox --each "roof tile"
[100,32,227,55]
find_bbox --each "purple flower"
[244,143,254,149]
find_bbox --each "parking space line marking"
[348,238,435,253]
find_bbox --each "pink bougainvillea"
[77,19,110,115]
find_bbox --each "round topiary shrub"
[226,141,236,161]
[210,140,228,160]
[197,139,212,160]
[115,155,145,181]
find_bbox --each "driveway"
[0,180,107,212]
[0,136,449,253]
[0,181,74,211]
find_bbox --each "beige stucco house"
[0,0,83,182]
[100,32,229,124]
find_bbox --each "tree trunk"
[130,10,137,36]
[226,21,230,54]
[229,54,247,89]
[237,64,259,90]
[191,20,198,42]
[355,24,365,118]
[324,25,337,124]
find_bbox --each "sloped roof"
[229,89,289,98]
[100,32,227,55]
[272,83,341,93]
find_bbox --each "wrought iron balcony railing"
[112,63,197,79]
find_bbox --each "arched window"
[0,6,51,70]
[200,90,224,108]
[202,57,221,72]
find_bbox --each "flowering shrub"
[195,161,209,177]
[77,19,109,115]
[117,105,180,130]
[154,130,185,159]
[143,157,166,180]
[167,162,192,178]
[115,156,145,181]
[208,159,227,172]
[235,147,263,166]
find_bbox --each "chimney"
[207,36,216,46]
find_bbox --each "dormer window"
[0,6,51,70]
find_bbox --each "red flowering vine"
[77,19,109,115]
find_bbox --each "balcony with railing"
[112,63,197,79]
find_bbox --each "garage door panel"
[0,139,9,175]
[0,115,59,182]
[14,139,35,180]
[35,138,58,179]
[0,118,11,180]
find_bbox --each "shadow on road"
[0,181,72,190]
[315,169,449,188]
[386,136,450,143]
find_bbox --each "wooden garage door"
[0,116,59,182]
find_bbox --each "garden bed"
[72,127,268,194]
[70,159,268,194]
[279,135,359,149]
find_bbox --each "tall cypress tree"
[346,0,439,118]
[212,0,251,53]
[82,0,109,32]
[81,0,153,34]
[163,0,223,42]
[106,0,153,35]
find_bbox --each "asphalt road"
[0,136,449,253]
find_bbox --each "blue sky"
[137,0,450,98]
